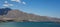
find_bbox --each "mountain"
[0,8,11,16]
[0,8,60,22]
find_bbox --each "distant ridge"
[0,8,60,22]
[0,8,11,15]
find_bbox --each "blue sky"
[0,0,60,18]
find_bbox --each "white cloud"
[11,0,26,4]
[22,1,26,4]
[11,0,21,3]
[9,4,13,6]
[5,1,8,3]
[3,0,26,7]
[3,1,13,7]
[3,4,9,7]
[3,4,13,7]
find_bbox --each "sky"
[0,0,60,18]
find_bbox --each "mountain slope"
[0,8,60,22]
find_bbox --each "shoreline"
[0,20,60,23]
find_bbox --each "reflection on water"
[0,22,60,27]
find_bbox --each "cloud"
[3,4,13,7]
[3,4,9,7]
[9,4,14,6]
[22,1,26,4]
[11,0,21,3]
[3,1,13,7]
[5,1,8,3]
[11,0,26,4]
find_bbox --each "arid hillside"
[0,8,60,22]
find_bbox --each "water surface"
[0,22,60,27]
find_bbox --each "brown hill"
[4,10,60,22]
[0,8,60,22]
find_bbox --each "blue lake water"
[0,22,60,27]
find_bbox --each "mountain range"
[0,8,60,22]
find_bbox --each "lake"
[0,22,60,27]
